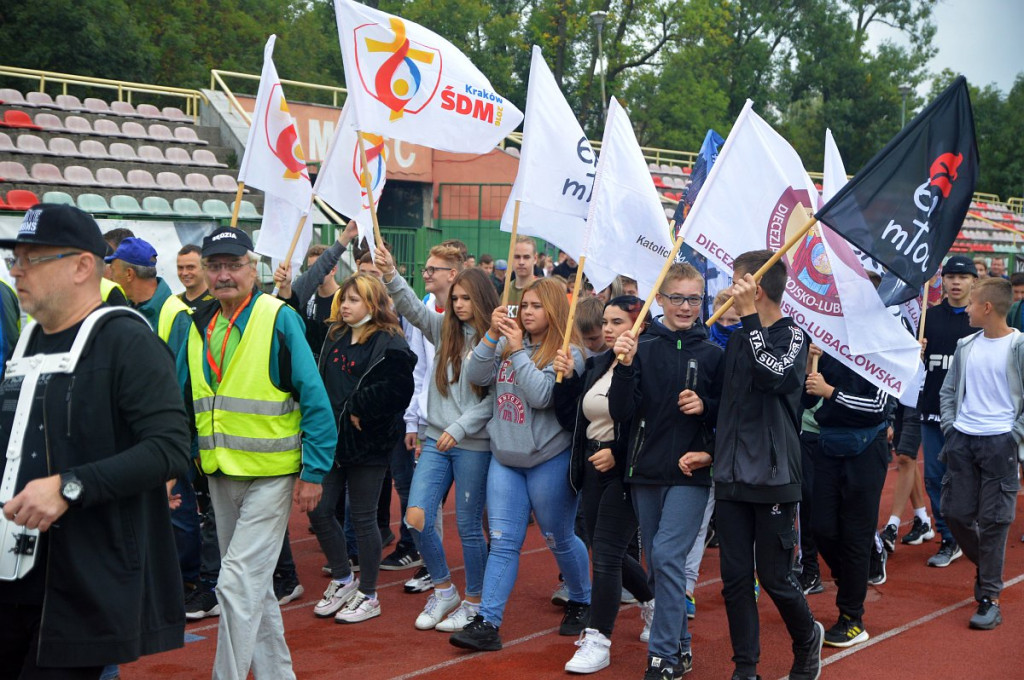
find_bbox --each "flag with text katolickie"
[814,76,978,306]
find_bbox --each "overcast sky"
[867,0,1023,95]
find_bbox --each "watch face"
[63,479,83,501]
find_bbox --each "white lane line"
[389,625,561,680]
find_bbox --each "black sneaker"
[380,545,423,571]
[799,570,824,595]
[273,573,304,605]
[643,656,675,680]
[880,523,898,554]
[404,566,432,594]
[868,546,887,586]
[927,539,963,568]
[969,597,1002,630]
[901,516,935,545]
[823,614,868,648]
[789,620,824,680]
[449,614,502,651]
[559,600,591,636]
[184,588,220,621]
[673,652,693,678]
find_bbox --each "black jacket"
[803,353,891,429]
[0,309,190,667]
[920,300,975,420]
[714,313,807,504]
[609,319,723,487]
[321,329,417,466]
[554,349,629,494]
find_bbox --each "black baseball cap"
[202,227,253,258]
[942,255,979,278]
[0,204,108,257]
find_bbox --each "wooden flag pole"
[501,200,521,307]
[706,214,820,327]
[356,131,385,250]
[811,354,819,373]
[556,255,587,384]
[917,276,935,342]
[229,182,246,227]
[616,226,686,362]
[271,198,314,297]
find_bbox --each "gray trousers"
[941,429,1020,600]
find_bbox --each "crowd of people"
[0,203,1021,680]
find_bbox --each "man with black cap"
[0,204,191,676]
[178,226,336,679]
[106,236,192,352]
[919,254,978,568]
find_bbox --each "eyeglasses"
[660,293,704,307]
[4,251,81,270]
[203,261,250,273]
[422,266,453,277]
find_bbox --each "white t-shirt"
[954,331,1019,436]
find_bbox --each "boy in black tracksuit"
[610,263,723,680]
[713,251,821,680]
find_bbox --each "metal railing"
[210,69,348,115]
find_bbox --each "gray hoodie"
[385,273,493,451]
[465,335,584,468]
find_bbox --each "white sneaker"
[334,591,380,623]
[435,600,479,632]
[640,599,655,643]
[313,578,359,618]
[414,588,461,630]
[565,628,611,674]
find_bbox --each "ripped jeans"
[479,449,591,627]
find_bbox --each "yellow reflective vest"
[100,277,124,302]
[156,293,190,345]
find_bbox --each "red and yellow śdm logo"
[353,18,441,121]
[264,84,309,181]
[353,132,387,209]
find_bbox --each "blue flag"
[672,128,725,227]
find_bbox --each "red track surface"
[127,460,1024,679]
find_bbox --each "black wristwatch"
[59,471,84,507]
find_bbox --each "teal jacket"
[135,277,192,357]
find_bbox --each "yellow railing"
[0,65,207,121]
[210,69,348,114]
[1008,197,1023,214]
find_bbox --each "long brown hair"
[435,268,499,398]
[327,274,403,344]
[504,277,581,369]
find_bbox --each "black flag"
[815,76,978,305]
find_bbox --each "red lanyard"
[205,292,253,384]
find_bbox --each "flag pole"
[229,182,246,227]
[917,276,935,342]
[356,131,385,250]
[556,255,587,383]
[705,213,819,327]
[501,200,521,307]
[616,225,686,362]
[271,197,315,297]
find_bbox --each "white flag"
[684,101,922,400]
[334,0,523,154]
[253,194,313,267]
[499,46,595,260]
[583,98,674,295]
[314,102,386,257]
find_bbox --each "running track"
[128,459,1024,678]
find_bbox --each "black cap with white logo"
[202,227,253,258]
[0,203,108,257]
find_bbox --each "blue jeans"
[922,422,953,542]
[632,484,709,664]
[408,438,490,596]
[479,450,591,627]
[170,465,201,584]
[390,438,418,552]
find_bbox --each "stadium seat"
[120,121,149,139]
[110,101,138,117]
[0,110,43,130]
[127,169,158,190]
[64,166,98,186]
[0,132,14,152]
[110,194,147,214]
[16,134,51,155]
[185,173,214,192]
[93,119,124,137]
[138,145,167,163]
[174,126,206,145]
[136,104,162,119]
[79,139,110,159]
[211,174,238,193]
[148,124,175,142]
[667,165,683,176]
[0,88,28,106]
[162,107,191,123]
[83,98,111,115]
[173,197,205,217]
[682,166,691,175]
[192,149,227,167]
[34,113,65,131]
[29,163,64,183]
[48,137,80,157]
[96,167,129,188]
[142,196,174,214]
[156,171,186,191]
[165,147,192,165]
[0,194,8,210]
[76,193,112,213]
[234,200,261,219]
[5,189,41,210]
[648,163,660,173]
[42,190,75,206]
[55,94,85,111]
[652,176,666,188]
[202,199,232,219]
[664,207,675,219]
[26,92,57,108]
[64,116,94,135]
[0,161,31,182]
[108,142,139,162]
